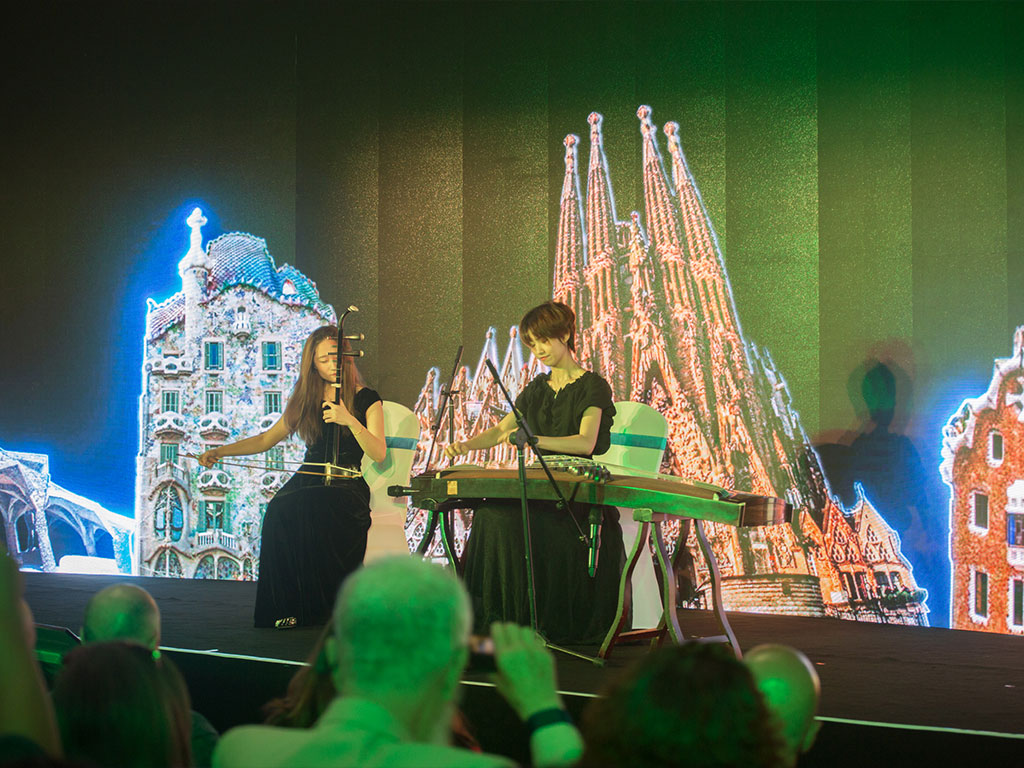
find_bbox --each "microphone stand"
[423,345,463,474]
[484,359,602,666]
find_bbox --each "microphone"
[343,333,365,341]
[347,305,360,313]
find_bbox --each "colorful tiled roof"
[146,293,185,340]
[204,233,335,320]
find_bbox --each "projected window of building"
[203,500,226,531]
[262,341,282,371]
[154,486,183,542]
[1009,511,1024,547]
[973,570,989,618]
[1011,580,1024,629]
[264,391,282,415]
[159,443,178,465]
[989,431,1004,465]
[972,492,989,531]
[205,390,223,414]
[161,390,179,413]
[204,340,224,371]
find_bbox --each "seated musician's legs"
[463,502,530,635]
[254,483,371,628]
[464,502,624,645]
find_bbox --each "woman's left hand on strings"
[321,399,355,427]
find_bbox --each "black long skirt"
[253,476,371,628]
[462,502,624,645]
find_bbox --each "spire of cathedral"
[554,134,585,332]
[637,106,683,258]
[585,113,617,266]
[582,113,625,393]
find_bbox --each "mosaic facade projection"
[136,208,335,580]
[412,108,929,626]
[942,328,1024,634]
[1,448,133,574]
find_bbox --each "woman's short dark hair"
[53,642,193,768]
[519,301,577,352]
[579,642,786,768]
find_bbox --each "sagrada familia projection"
[412,107,929,626]
[942,328,1024,634]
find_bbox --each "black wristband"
[525,707,572,734]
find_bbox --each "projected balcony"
[261,471,286,494]
[198,412,230,439]
[195,529,237,553]
[259,412,281,431]
[197,469,231,493]
[154,461,190,490]
[231,307,252,338]
[153,411,186,438]
[148,355,194,378]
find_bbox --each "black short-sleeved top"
[303,387,382,467]
[514,371,616,457]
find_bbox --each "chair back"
[362,400,421,560]
[598,401,668,629]
[599,400,668,473]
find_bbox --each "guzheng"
[389,459,792,528]
[390,458,794,659]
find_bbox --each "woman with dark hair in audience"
[197,325,386,629]
[52,642,193,768]
[446,300,622,644]
[578,642,786,768]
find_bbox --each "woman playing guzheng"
[445,300,622,644]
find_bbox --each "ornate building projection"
[412,108,928,625]
[942,327,1024,633]
[1,448,133,574]
[136,208,335,580]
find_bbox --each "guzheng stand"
[396,468,792,664]
[598,511,738,660]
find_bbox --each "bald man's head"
[745,644,821,766]
[82,584,161,649]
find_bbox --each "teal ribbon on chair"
[386,436,419,450]
[609,433,667,450]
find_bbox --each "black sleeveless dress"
[461,372,623,645]
[253,388,382,628]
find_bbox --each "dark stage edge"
[23,572,1024,762]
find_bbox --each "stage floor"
[22,571,1024,737]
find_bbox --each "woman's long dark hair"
[284,325,366,446]
[53,642,193,768]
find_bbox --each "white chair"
[361,400,420,563]
[598,400,669,630]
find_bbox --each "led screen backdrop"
[1,1,1023,633]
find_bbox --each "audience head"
[53,641,192,768]
[580,641,785,768]
[82,584,161,649]
[744,644,821,766]
[327,557,471,739]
